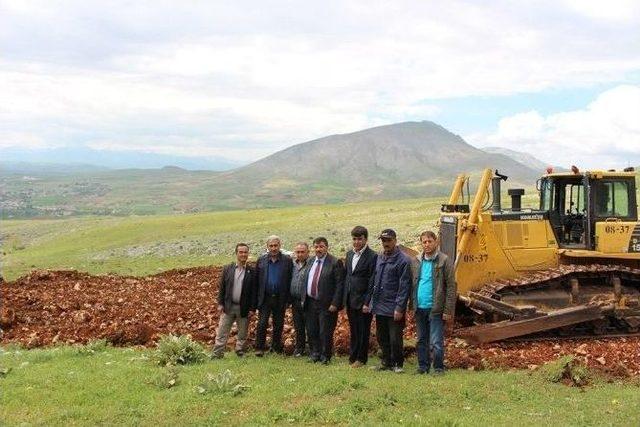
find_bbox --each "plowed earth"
[2,267,639,377]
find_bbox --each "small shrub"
[153,334,207,366]
[196,369,250,396]
[540,355,591,387]
[148,365,180,389]
[76,339,110,356]
[0,366,11,377]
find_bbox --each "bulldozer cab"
[539,170,638,250]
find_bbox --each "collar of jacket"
[268,251,283,262]
[416,250,442,265]
[294,258,310,269]
[380,246,401,263]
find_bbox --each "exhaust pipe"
[491,170,508,213]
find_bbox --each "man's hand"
[328,304,337,312]
[393,310,404,322]
[362,305,371,314]
[217,304,224,312]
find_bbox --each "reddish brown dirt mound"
[2,268,639,375]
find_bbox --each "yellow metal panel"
[595,222,638,253]
[497,220,550,249]
[505,248,559,271]
[456,214,518,294]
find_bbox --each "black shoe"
[308,355,320,363]
[255,350,264,357]
[235,350,245,357]
[320,357,330,365]
[415,368,428,375]
[433,369,445,376]
[293,349,304,357]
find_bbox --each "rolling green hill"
[1,194,545,281]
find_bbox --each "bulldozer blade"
[456,304,604,345]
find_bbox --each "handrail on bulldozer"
[447,174,468,205]
[454,168,492,270]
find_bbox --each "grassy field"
[1,195,544,281]
[1,198,446,281]
[1,344,639,426]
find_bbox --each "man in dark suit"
[343,226,377,367]
[255,235,293,356]
[301,237,344,364]
[212,243,257,358]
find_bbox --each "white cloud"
[469,85,640,168]
[1,1,640,162]
[0,130,57,149]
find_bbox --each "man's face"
[352,235,367,252]
[267,240,281,256]
[236,245,249,264]
[381,237,396,254]
[421,235,438,255]
[294,244,309,262]
[314,241,328,258]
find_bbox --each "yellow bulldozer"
[441,167,640,343]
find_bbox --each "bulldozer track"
[477,263,640,298]
[457,263,640,343]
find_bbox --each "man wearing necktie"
[301,237,344,364]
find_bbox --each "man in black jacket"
[301,237,344,364]
[255,235,293,356]
[343,226,377,367]
[212,243,257,358]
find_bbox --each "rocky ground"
[2,267,639,377]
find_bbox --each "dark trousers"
[415,308,445,372]
[375,314,405,368]
[256,295,285,352]
[290,298,306,353]
[305,298,338,361]
[347,307,373,364]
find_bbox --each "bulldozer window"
[565,184,586,214]
[594,180,630,218]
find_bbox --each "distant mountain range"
[482,146,551,172]
[0,147,242,171]
[1,121,546,218]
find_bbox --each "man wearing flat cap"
[363,229,412,373]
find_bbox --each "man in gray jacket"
[411,230,456,374]
[289,241,311,356]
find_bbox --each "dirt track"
[1,267,639,376]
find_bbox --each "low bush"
[153,334,207,366]
[196,369,249,396]
[148,365,180,389]
[539,355,591,387]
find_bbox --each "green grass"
[1,193,543,281]
[1,345,638,426]
[1,198,443,280]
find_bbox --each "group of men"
[213,226,456,374]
